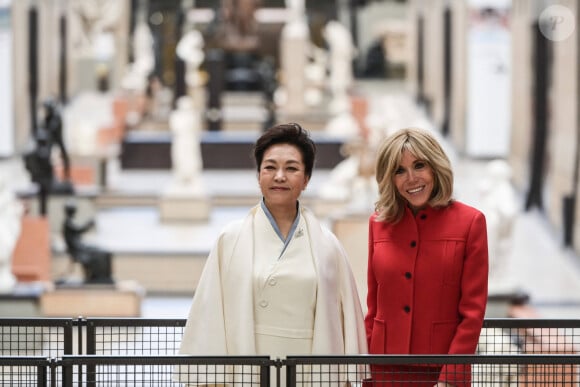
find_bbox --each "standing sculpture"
[168,96,204,194]
[24,99,74,216]
[323,20,356,115]
[121,20,155,93]
[42,99,72,185]
[176,28,206,108]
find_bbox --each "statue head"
[42,99,58,116]
[176,96,194,111]
[64,201,78,217]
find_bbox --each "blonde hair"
[374,127,454,222]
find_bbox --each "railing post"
[36,361,47,387]
[260,361,271,387]
[75,317,87,386]
[49,358,58,387]
[285,360,296,387]
[63,320,74,355]
[61,358,73,387]
[85,319,96,387]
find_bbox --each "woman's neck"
[265,202,298,238]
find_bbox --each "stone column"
[509,0,534,192]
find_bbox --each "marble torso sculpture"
[121,21,155,92]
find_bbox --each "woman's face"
[393,149,434,213]
[258,143,309,209]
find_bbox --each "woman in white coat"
[177,123,367,384]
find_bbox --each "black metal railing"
[1,318,579,386]
[0,356,51,387]
[0,318,74,357]
[61,355,271,387]
[85,318,186,356]
[2,355,578,386]
[286,354,580,386]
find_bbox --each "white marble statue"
[318,137,378,213]
[176,29,205,88]
[323,20,356,115]
[176,28,206,109]
[121,20,155,92]
[63,91,114,156]
[167,96,204,195]
[479,159,520,292]
[286,0,305,15]
[0,175,23,293]
[304,44,328,107]
[324,110,360,138]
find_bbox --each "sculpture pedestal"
[40,280,144,317]
[486,289,530,318]
[12,216,52,283]
[159,188,211,222]
[311,197,349,218]
[0,282,48,317]
[329,211,369,312]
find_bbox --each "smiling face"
[258,143,309,210]
[394,149,434,214]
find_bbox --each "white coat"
[179,204,367,357]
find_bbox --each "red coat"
[365,201,488,386]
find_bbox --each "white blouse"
[252,207,317,356]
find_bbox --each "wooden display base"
[40,280,144,317]
[159,193,212,222]
[52,250,206,295]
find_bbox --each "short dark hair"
[253,123,316,178]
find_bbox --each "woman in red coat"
[365,128,488,387]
